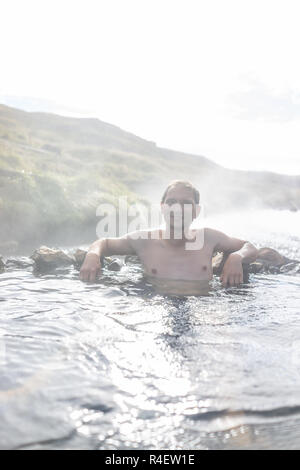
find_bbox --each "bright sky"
[1,0,300,175]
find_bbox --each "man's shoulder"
[203,227,218,237]
[191,227,218,238]
[192,227,221,245]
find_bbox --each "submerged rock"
[31,246,74,271]
[0,256,5,272]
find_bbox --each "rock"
[73,249,88,267]
[268,265,281,274]
[256,247,289,267]
[24,244,300,277]
[0,256,5,272]
[212,252,226,274]
[31,246,74,271]
[105,258,123,272]
[248,262,264,274]
[254,247,299,273]
[5,257,34,270]
[280,262,300,274]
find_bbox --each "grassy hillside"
[0,104,299,253]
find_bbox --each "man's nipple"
[151,268,157,275]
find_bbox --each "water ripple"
[0,228,300,449]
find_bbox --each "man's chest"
[137,241,214,280]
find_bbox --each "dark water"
[0,210,300,450]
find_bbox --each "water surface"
[0,210,300,449]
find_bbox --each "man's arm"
[208,229,258,287]
[80,234,136,282]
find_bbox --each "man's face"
[161,185,199,233]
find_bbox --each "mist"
[0,103,299,256]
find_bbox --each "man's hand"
[220,253,244,287]
[79,234,137,282]
[80,253,101,282]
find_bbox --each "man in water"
[80,180,258,295]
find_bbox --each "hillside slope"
[0,104,299,252]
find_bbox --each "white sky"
[1,0,300,175]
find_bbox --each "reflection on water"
[0,210,300,449]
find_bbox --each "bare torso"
[130,228,215,295]
[81,215,253,292]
